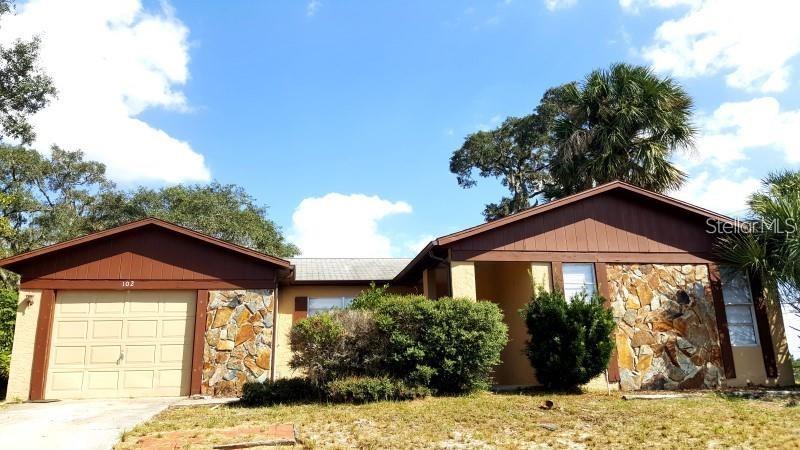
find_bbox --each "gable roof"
[289,258,411,282]
[0,217,292,272]
[394,181,737,282]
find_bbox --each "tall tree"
[716,170,800,316]
[0,145,112,258]
[543,63,694,199]
[450,114,551,221]
[89,183,299,257]
[450,63,696,220]
[0,0,56,144]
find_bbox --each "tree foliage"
[451,63,696,220]
[521,290,615,390]
[0,0,56,145]
[450,115,551,221]
[715,170,800,312]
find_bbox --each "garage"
[46,290,195,399]
[1,218,290,400]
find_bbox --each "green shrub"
[240,378,320,406]
[349,282,391,310]
[289,309,382,385]
[521,290,615,390]
[325,376,430,403]
[374,295,508,394]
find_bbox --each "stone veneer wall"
[202,289,274,396]
[608,264,723,390]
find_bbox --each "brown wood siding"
[449,192,716,257]
[14,226,277,286]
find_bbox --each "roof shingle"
[289,258,412,282]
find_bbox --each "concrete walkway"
[0,397,179,450]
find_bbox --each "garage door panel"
[53,346,86,366]
[127,320,158,338]
[50,371,84,391]
[45,290,195,399]
[162,319,190,338]
[127,345,156,364]
[56,321,88,339]
[95,299,125,314]
[87,371,119,390]
[89,345,122,364]
[159,369,184,388]
[124,370,155,389]
[92,320,123,339]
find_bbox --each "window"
[562,263,596,300]
[307,297,354,316]
[721,270,758,346]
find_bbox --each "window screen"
[562,263,597,301]
[721,270,758,346]
[308,297,354,316]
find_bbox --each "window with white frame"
[562,263,596,301]
[721,270,758,346]
[308,297,354,316]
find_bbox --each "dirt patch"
[125,424,295,449]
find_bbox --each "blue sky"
[2,0,800,352]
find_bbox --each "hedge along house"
[0,182,794,400]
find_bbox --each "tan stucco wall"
[451,261,477,300]
[6,290,42,400]
[530,263,551,293]
[726,291,794,387]
[477,262,539,387]
[273,284,375,379]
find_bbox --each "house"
[1,181,793,400]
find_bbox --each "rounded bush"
[521,290,615,390]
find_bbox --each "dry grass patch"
[118,391,800,449]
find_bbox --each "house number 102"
[121,280,136,287]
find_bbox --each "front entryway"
[45,290,195,399]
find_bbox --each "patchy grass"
[118,391,800,449]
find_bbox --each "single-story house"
[1,181,794,400]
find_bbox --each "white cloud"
[405,235,434,256]
[635,0,800,92]
[544,0,577,11]
[290,193,412,257]
[307,0,321,17]
[672,171,759,216]
[681,97,800,168]
[0,0,210,183]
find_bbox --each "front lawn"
[118,391,800,449]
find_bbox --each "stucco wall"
[6,290,42,400]
[451,261,477,300]
[476,262,539,387]
[274,285,374,379]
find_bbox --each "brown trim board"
[708,264,736,379]
[20,279,277,290]
[594,263,620,383]
[749,273,778,378]
[190,289,209,395]
[30,289,55,400]
[450,250,716,264]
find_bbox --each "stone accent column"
[202,289,275,396]
[530,263,551,294]
[451,261,477,301]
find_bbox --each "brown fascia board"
[0,217,292,271]
[393,181,739,282]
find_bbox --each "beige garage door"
[45,290,196,399]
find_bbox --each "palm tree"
[543,63,696,199]
[716,171,800,312]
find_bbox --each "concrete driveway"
[0,397,179,450]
